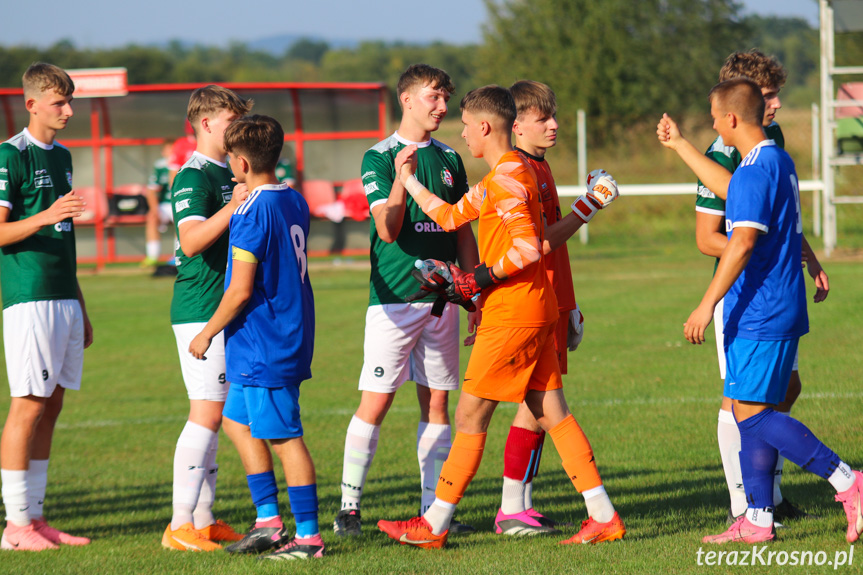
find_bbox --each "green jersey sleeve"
[361,147,397,211]
[695,136,740,215]
[0,144,23,208]
[172,168,213,225]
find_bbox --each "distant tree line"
[1,1,857,143]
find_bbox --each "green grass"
[2,234,863,574]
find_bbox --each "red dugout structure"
[0,81,388,268]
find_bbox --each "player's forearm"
[543,211,583,254]
[402,174,476,231]
[371,183,408,243]
[178,207,232,257]
[76,280,88,316]
[696,231,728,258]
[801,235,823,274]
[455,225,479,270]
[675,141,732,199]
[200,288,250,339]
[0,213,52,247]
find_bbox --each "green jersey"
[696,122,785,272]
[0,129,77,309]
[275,158,295,184]
[361,133,469,306]
[170,152,234,324]
[148,157,171,203]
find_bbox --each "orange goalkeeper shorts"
[462,322,563,403]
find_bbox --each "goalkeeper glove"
[571,169,619,223]
[446,262,500,308]
[567,303,584,351]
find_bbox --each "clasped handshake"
[406,259,487,314]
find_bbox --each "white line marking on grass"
[56,391,863,430]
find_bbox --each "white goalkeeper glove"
[567,303,584,351]
[571,169,619,223]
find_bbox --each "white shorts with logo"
[172,323,228,401]
[359,302,460,393]
[4,299,84,398]
[158,202,173,225]
[714,297,798,380]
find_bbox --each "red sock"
[503,426,545,482]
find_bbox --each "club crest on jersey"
[66,171,73,187]
[440,168,454,188]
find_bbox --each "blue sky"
[1,0,820,48]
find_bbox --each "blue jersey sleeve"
[727,165,772,234]
[230,201,268,261]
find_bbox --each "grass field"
[1,221,862,574]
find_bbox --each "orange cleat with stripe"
[161,523,222,551]
[559,512,626,545]
[377,516,448,549]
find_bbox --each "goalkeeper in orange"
[377,85,625,548]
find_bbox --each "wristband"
[404,174,425,198]
[474,263,501,289]
[571,194,599,223]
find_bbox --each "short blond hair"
[23,62,74,100]
[187,85,253,129]
[719,50,787,90]
[510,80,556,119]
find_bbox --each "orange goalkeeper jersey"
[418,150,557,327]
[516,148,576,314]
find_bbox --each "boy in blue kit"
[188,115,322,561]
[683,78,863,544]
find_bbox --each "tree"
[479,0,748,142]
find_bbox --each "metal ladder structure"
[820,0,863,256]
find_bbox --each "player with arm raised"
[189,115,323,561]
[494,80,619,536]
[377,85,624,549]
[333,64,479,537]
[685,78,862,545]
[657,50,827,525]
[162,85,252,552]
[0,62,93,552]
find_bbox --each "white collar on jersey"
[251,183,290,193]
[191,150,227,168]
[393,131,432,149]
[23,128,54,150]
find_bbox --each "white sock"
[193,433,219,529]
[27,459,49,520]
[717,409,747,516]
[501,476,527,515]
[773,457,785,506]
[423,498,455,536]
[172,421,215,530]
[417,422,451,515]
[524,480,534,510]
[582,485,615,524]
[1,469,30,527]
[146,240,160,260]
[746,506,774,528]
[341,416,379,510]
[829,461,856,493]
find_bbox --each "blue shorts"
[724,337,798,405]
[222,382,304,440]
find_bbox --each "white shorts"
[714,297,798,380]
[172,323,228,401]
[158,202,173,225]
[359,302,460,393]
[4,300,84,398]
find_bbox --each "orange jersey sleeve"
[415,181,483,231]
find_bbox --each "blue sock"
[247,471,279,520]
[737,408,840,479]
[287,484,319,538]
[738,430,777,510]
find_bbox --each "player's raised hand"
[43,191,85,225]
[684,302,714,345]
[188,332,212,360]
[657,113,683,151]
[395,145,418,182]
[586,169,619,208]
[229,180,250,207]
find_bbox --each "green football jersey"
[362,133,469,306]
[275,158,295,184]
[149,157,171,203]
[170,152,234,324]
[696,123,785,272]
[0,129,77,309]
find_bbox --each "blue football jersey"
[723,141,808,341]
[225,183,315,387]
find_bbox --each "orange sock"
[435,432,486,505]
[548,414,602,492]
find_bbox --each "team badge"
[440,168,453,188]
